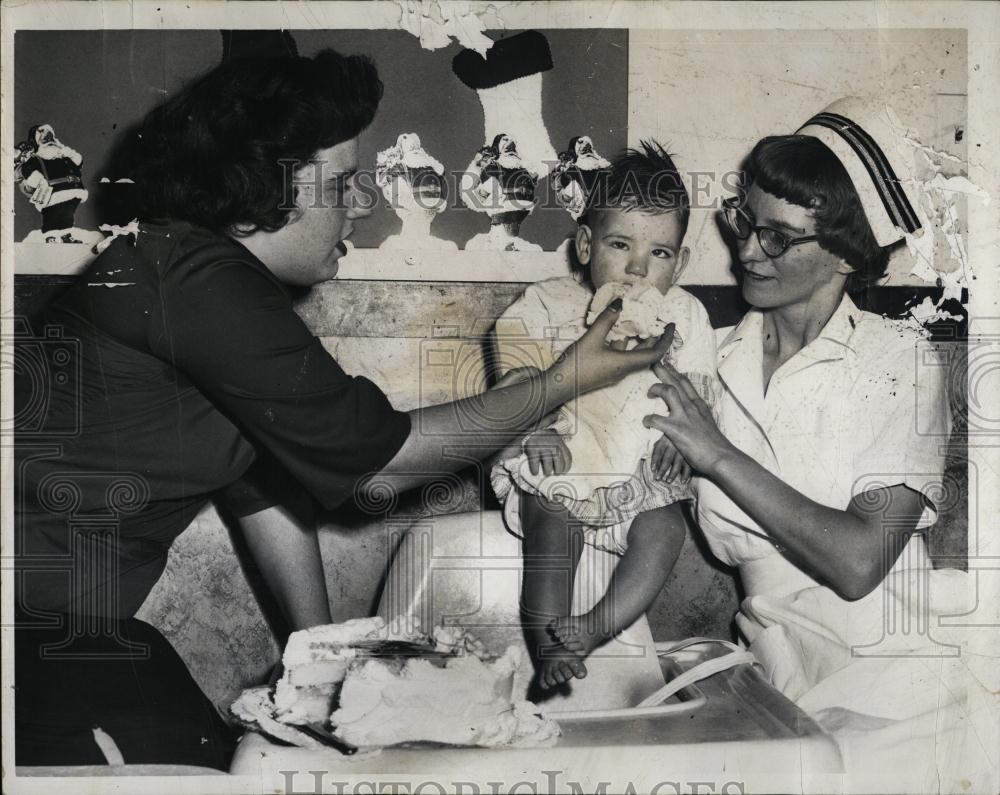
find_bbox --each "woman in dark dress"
[13,50,673,769]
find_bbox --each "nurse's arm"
[645,367,927,602]
[703,457,922,601]
[237,505,333,630]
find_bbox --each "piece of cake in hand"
[586,281,679,347]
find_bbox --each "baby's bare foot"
[537,643,587,689]
[549,615,603,658]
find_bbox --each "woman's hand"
[550,300,676,396]
[644,362,734,477]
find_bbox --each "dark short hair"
[745,135,890,291]
[584,140,690,236]
[117,50,383,234]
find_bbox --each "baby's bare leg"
[520,493,587,689]
[551,503,687,657]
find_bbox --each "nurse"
[645,98,995,792]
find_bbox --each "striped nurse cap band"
[797,97,924,247]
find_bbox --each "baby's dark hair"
[583,140,690,236]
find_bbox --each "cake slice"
[331,645,559,748]
[253,619,559,749]
[587,282,673,344]
[274,616,424,724]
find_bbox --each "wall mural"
[12,28,628,255]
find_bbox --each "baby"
[491,142,717,689]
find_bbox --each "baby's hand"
[523,429,571,476]
[651,435,691,484]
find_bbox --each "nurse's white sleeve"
[850,339,952,529]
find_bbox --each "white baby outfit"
[490,277,717,554]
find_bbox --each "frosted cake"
[233,617,559,749]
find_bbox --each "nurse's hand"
[644,361,734,477]
[551,300,676,395]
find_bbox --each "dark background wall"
[14,28,628,248]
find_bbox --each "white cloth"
[491,277,716,554]
[696,293,998,793]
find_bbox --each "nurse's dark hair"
[745,135,890,291]
[111,50,382,235]
[583,140,690,237]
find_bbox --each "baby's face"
[578,207,689,295]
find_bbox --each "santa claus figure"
[463,133,541,252]
[15,124,88,242]
[550,135,612,221]
[375,132,456,251]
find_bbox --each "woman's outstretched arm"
[644,364,927,601]
[366,305,675,495]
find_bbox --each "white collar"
[717,293,863,422]
[719,292,862,359]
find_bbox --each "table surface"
[229,649,844,791]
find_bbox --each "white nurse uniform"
[696,293,997,793]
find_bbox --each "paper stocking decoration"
[453,30,557,178]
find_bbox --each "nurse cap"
[797,97,923,247]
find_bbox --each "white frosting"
[275,617,426,724]
[231,686,329,749]
[431,624,491,659]
[331,646,558,748]
[282,617,387,667]
[237,620,557,748]
[587,282,675,343]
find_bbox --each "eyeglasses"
[722,197,819,258]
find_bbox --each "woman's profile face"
[251,137,373,286]
[737,184,850,310]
